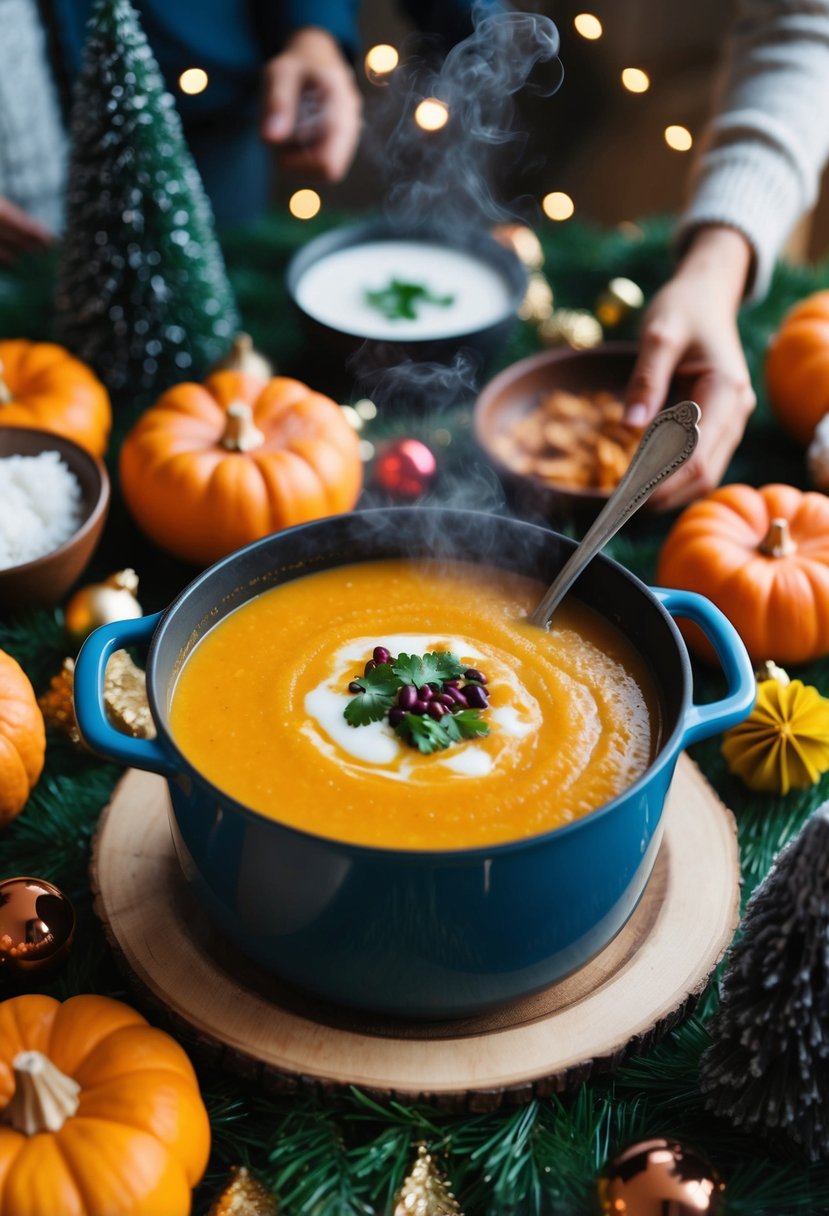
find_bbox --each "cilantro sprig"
[343,648,490,754]
[364,279,456,321]
[343,664,398,727]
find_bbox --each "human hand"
[624,226,756,511]
[261,28,363,182]
[0,197,53,265]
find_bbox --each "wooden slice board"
[90,754,740,1110]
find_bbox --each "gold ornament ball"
[519,273,555,324]
[64,569,143,649]
[538,308,603,350]
[595,277,645,329]
[0,877,76,979]
[490,223,545,269]
[598,1138,724,1215]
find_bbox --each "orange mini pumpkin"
[0,993,210,1216]
[119,370,363,565]
[0,649,45,825]
[656,483,829,666]
[0,339,111,458]
[766,290,829,446]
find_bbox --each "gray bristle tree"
[699,802,829,1161]
[54,0,240,404]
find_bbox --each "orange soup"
[169,559,661,849]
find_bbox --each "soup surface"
[169,559,661,849]
[294,241,514,340]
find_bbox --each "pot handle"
[652,586,756,747]
[73,612,180,778]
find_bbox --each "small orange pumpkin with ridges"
[0,339,111,458]
[119,370,363,565]
[0,649,45,825]
[656,482,829,665]
[0,993,210,1216]
[766,290,829,446]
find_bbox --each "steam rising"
[353,6,563,520]
[380,6,563,232]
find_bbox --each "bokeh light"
[664,124,693,151]
[542,192,575,222]
[621,68,650,94]
[178,68,208,95]
[574,13,602,39]
[289,189,322,220]
[365,44,399,82]
[414,98,450,131]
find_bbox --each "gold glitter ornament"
[394,1144,463,1216]
[38,659,81,744]
[0,876,76,979]
[39,653,155,746]
[208,1166,278,1216]
[597,1138,724,1215]
[209,332,274,381]
[722,674,829,795]
[595,276,645,328]
[490,223,545,269]
[64,569,143,649]
[518,273,555,323]
[538,308,603,350]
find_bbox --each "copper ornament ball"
[0,877,76,978]
[597,1138,724,1215]
[373,438,437,499]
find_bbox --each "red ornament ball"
[373,438,437,499]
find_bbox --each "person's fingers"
[277,73,361,181]
[0,198,53,250]
[647,366,756,511]
[261,55,303,143]
[624,318,685,428]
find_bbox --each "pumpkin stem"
[0,360,12,405]
[759,517,797,558]
[3,1050,81,1134]
[221,402,265,453]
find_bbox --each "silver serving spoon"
[527,399,701,629]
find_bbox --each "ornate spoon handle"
[527,399,701,629]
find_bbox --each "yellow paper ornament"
[722,674,829,795]
[394,1144,463,1216]
[208,1165,278,1216]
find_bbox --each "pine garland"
[2,214,829,1213]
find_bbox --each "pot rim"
[146,507,691,862]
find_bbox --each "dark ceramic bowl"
[285,219,527,405]
[0,427,110,610]
[475,343,695,522]
[74,508,754,1019]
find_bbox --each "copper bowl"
[0,427,110,610]
[474,342,692,523]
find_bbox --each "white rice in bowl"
[0,451,84,569]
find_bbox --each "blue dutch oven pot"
[74,509,755,1019]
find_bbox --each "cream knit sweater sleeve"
[675,0,829,300]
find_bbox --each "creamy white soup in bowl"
[285,220,527,375]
